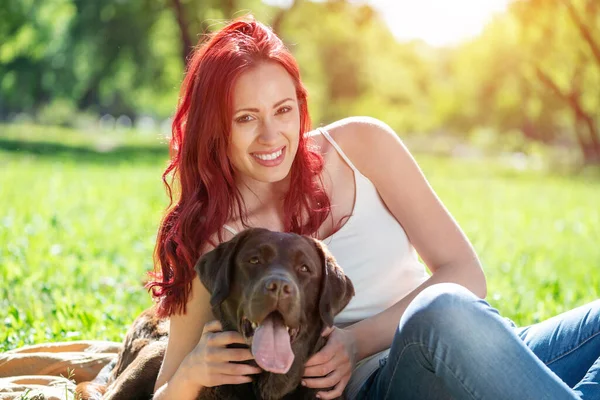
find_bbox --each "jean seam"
[382,343,414,400]
[545,328,600,366]
[383,341,479,400]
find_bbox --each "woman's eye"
[277,106,291,115]
[236,115,254,123]
[300,264,309,273]
[248,256,260,265]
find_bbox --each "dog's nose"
[264,276,295,298]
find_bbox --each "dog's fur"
[75,308,169,400]
[76,228,354,400]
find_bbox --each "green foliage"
[446,0,600,161]
[35,99,79,128]
[1,0,599,163]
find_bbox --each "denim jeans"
[356,283,600,400]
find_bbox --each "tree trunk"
[564,0,600,68]
[271,0,300,37]
[578,108,600,163]
[78,67,108,111]
[170,0,193,67]
[535,66,600,164]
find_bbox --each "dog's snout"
[264,276,296,298]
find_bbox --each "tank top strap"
[222,224,239,236]
[317,127,359,173]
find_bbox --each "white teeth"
[253,148,283,161]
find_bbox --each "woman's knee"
[398,283,491,339]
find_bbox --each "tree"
[511,0,600,163]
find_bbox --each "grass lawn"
[1,123,599,352]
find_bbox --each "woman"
[145,14,600,400]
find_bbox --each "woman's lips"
[251,146,285,167]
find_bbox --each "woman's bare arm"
[152,277,214,399]
[325,117,487,362]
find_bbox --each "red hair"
[146,15,331,318]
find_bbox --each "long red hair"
[146,15,331,317]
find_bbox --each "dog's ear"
[311,238,355,327]
[194,229,253,309]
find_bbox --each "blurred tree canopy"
[0,0,599,163]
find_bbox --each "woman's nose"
[257,119,279,144]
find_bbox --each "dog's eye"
[300,264,310,273]
[248,256,260,265]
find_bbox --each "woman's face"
[228,61,301,185]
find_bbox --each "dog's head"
[194,228,354,376]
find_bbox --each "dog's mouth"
[241,312,300,343]
[241,311,300,374]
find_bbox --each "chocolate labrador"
[76,228,355,400]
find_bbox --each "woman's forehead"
[232,63,296,108]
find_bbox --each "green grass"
[1,123,599,352]
[418,157,600,323]
[1,124,169,351]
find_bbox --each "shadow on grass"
[0,137,169,164]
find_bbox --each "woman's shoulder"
[311,116,401,174]
[311,116,396,146]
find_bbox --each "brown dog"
[76,228,355,400]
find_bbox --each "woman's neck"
[232,173,291,228]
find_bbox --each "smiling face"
[228,62,301,185]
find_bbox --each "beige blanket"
[0,341,121,400]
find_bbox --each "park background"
[1,0,599,354]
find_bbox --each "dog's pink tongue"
[251,313,294,374]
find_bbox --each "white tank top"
[315,128,430,325]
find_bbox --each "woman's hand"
[302,326,358,399]
[181,320,262,388]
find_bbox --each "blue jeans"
[357,283,600,400]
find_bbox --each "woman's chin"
[255,166,293,184]
[232,156,295,185]
[249,161,293,183]
[256,170,291,184]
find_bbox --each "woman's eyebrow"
[234,97,294,114]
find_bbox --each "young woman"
[147,15,600,400]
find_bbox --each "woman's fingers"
[206,330,248,346]
[303,354,342,377]
[202,360,262,387]
[204,371,254,387]
[215,374,254,385]
[215,361,262,376]
[316,376,351,400]
[191,320,264,387]
[221,347,256,362]
[303,368,343,389]
[305,343,336,367]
